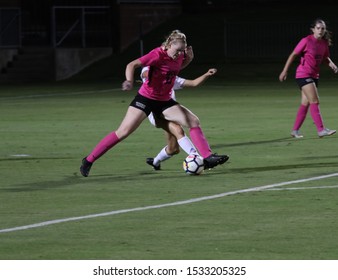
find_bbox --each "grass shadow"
[1,170,185,192]
[213,137,291,149]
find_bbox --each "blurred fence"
[51,6,112,48]
[0,6,112,49]
[224,21,338,59]
[2,6,338,59]
[0,8,21,48]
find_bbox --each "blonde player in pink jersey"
[279,18,338,138]
[80,30,228,177]
[141,66,219,170]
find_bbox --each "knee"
[189,115,200,128]
[307,95,319,104]
[169,123,185,139]
[309,100,319,105]
[115,128,131,140]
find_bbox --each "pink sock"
[189,127,212,158]
[87,132,120,162]
[293,104,309,130]
[310,103,324,132]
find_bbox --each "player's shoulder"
[144,47,162,58]
[303,35,316,43]
[298,36,309,44]
[295,36,310,50]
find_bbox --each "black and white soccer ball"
[183,154,204,175]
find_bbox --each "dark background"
[1,0,338,82]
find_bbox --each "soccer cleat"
[80,157,93,177]
[291,130,303,138]
[146,158,161,170]
[203,153,229,169]
[318,128,336,138]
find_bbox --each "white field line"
[0,88,120,100]
[1,172,338,234]
[264,185,338,191]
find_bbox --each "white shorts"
[148,112,156,126]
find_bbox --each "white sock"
[153,146,172,166]
[178,136,199,156]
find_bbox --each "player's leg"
[166,129,180,155]
[291,92,309,138]
[162,105,209,155]
[162,104,229,168]
[147,118,198,170]
[167,121,199,155]
[147,131,177,170]
[80,106,147,176]
[149,122,200,168]
[302,83,336,137]
[146,113,170,169]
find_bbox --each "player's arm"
[182,68,217,87]
[279,51,298,82]
[326,57,338,74]
[122,58,143,90]
[181,46,194,70]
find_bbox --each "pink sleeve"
[293,37,307,55]
[139,48,160,67]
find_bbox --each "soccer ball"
[183,154,204,175]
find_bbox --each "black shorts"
[129,94,178,118]
[296,77,319,89]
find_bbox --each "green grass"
[1,77,338,260]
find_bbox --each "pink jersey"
[294,35,330,79]
[138,47,184,101]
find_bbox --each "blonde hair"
[162,30,187,49]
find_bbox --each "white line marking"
[1,172,338,233]
[265,185,338,191]
[10,154,31,157]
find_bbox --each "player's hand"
[122,80,133,91]
[329,62,338,74]
[279,71,287,82]
[207,68,217,76]
[185,46,194,62]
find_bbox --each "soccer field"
[1,79,338,260]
